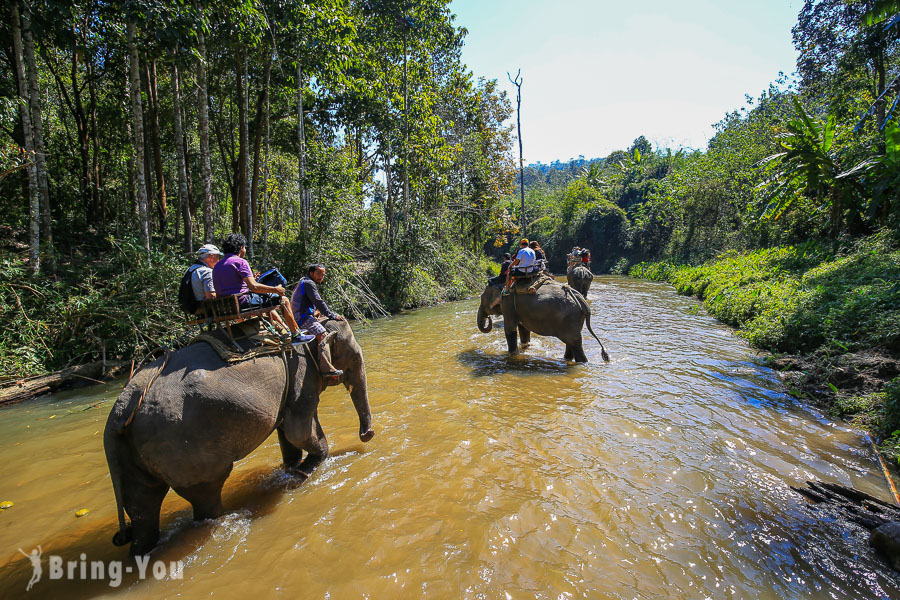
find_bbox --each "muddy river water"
[1,276,898,599]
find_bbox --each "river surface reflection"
[1,275,898,598]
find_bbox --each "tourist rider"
[291,264,345,377]
[567,246,581,269]
[504,238,536,294]
[529,241,546,272]
[190,243,223,301]
[212,233,305,340]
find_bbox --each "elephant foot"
[112,525,133,547]
[359,428,375,442]
[129,529,160,556]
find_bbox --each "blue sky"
[450,0,802,163]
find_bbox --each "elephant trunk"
[477,305,492,333]
[346,365,374,442]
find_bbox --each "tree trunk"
[173,57,191,253]
[197,29,213,243]
[244,55,253,256]
[86,50,103,225]
[262,78,271,263]
[21,5,52,272]
[184,125,195,220]
[148,58,167,237]
[237,51,251,249]
[72,46,94,226]
[384,138,394,247]
[127,19,150,251]
[125,115,136,221]
[297,63,309,235]
[251,59,271,236]
[141,56,156,236]
[401,35,410,230]
[12,1,39,273]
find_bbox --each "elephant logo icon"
[18,546,42,591]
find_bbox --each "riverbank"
[0,234,497,386]
[628,230,900,464]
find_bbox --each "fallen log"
[0,361,127,407]
[793,480,900,570]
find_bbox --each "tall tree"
[172,56,191,252]
[21,3,53,271]
[127,17,150,251]
[197,27,214,242]
[508,69,525,236]
[147,57,167,236]
[11,0,40,272]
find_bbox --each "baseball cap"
[197,243,223,257]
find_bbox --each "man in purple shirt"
[212,233,308,341]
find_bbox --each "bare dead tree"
[508,69,525,236]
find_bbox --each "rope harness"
[120,350,170,432]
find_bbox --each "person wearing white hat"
[190,243,224,301]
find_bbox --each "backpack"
[178,263,203,314]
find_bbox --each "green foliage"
[0,238,185,378]
[755,97,858,235]
[833,376,900,464]
[629,232,900,354]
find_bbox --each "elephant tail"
[565,286,610,362]
[103,427,133,547]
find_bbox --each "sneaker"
[291,332,316,345]
[322,369,343,377]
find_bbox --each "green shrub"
[628,233,900,355]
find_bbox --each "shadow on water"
[0,463,327,600]
[456,349,572,377]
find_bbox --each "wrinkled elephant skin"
[567,265,593,297]
[476,280,608,363]
[103,319,373,555]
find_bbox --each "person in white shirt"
[190,243,223,301]
[504,238,536,293]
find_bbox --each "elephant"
[103,318,374,555]
[566,264,593,297]
[477,280,609,363]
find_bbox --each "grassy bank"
[629,230,900,463]
[0,235,497,381]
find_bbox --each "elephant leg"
[504,319,518,354]
[277,428,304,470]
[123,478,170,555]
[572,343,588,363]
[518,325,531,346]
[564,344,574,361]
[296,414,329,478]
[174,466,231,522]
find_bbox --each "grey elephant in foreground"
[566,264,593,297]
[477,280,608,363]
[103,319,374,555]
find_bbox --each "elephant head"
[477,283,503,333]
[324,319,375,442]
